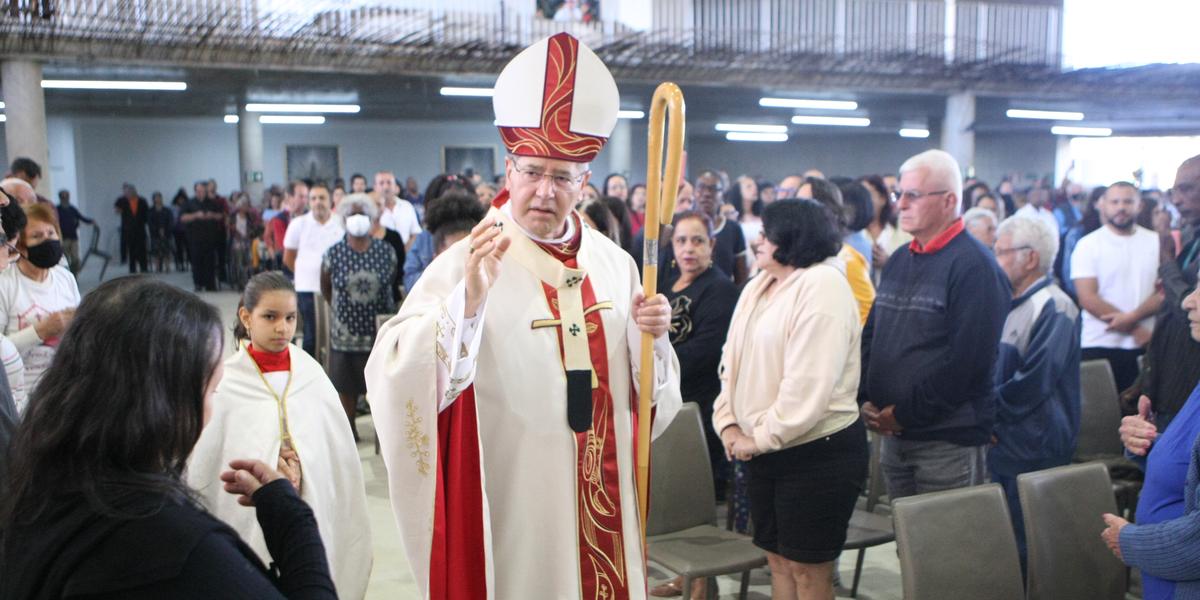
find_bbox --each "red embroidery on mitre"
[498,33,608,163]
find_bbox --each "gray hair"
[963,207,998,231]
[337,192,379,220]
[997,214,1059,274]
[0,178,36,204]
[898,149,964,214]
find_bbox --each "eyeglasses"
[696,183,724,194]
[994,245,1031,256]
[891,189,950,203]
[511,161,587,192]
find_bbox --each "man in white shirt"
[1015,186,1060,238]
[375,170,422,248]
[1071,181,1162,393]
[283,181,344,358]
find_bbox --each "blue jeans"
[879,437,988,501]
[297,291,316,358]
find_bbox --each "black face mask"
[26,239,62,269]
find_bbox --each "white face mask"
[346,214,371,237]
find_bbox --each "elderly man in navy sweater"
[991,215,1082,567]
[860,149,1011,500]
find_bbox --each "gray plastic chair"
[648,403,765,600]
[1076,359,1141,515]
[1019,462,1127,600]
[892,484,1024,600]
[313,292,331,368]
[1075,359,1123,460]
[842,432,894,597]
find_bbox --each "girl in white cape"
[187,271,372,599]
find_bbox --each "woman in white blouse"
[0,203,81,395]
[713,199,868,600]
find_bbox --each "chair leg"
[739,570,751,600]
[706,576,718,600]
[99,257,109,281]
[682,576,694,600]
[851,548,866,598]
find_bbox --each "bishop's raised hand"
[464,216,512,318]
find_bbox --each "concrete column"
[607,117,633,178]
[237,105,264,200]
[2,60,50,196]
[940,91,975,176]
[943,0,957,64]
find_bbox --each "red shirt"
[909,218,964,255]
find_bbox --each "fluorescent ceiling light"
[1051,125,1111,137]
[899,128,931,138]
[245,103,359,113]
[440,86,494,97]
[618,110,645,119]
[726,132,788,142]
[1006,109,1085,121]
[259,115,326,125]
[715,123,788,133]
[791,115,871,127]
[224,115,240,124]
[760,97,858,110]
[41,80,187,91]
[0,115,6,122]
[0,102,5,109]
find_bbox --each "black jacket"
[114,195,150,239]
[1,479,336,600]
[0,369,14,498]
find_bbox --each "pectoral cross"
[530,299,615,433]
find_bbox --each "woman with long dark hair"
[859,174,911,277]
[0,276,337,599]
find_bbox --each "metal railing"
[0,0,1063,76]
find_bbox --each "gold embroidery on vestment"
[404,399,431,476]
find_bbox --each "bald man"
[0,179,36,207]
[1136,154,1200,431]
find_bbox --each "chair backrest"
[1019,462,1127,600]
[313,292,331,368]
[1076,359,1122,459]
[893,484,1024,600]
[647,403,717,536]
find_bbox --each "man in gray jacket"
[990,214,1082,568]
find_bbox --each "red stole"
[535,216,632,600]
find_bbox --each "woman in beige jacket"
[713,199,869,600]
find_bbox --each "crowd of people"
[0,141,1197,600]
[1,32,1200,600]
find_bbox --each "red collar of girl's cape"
[247,343,290,373]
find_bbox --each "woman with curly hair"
[403,191,487,291]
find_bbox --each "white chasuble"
[366,199,681,600]
[186,345,373,600]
